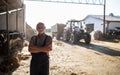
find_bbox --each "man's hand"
[29,45,50,53]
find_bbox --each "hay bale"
[90,30,103,40]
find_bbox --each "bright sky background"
[24,0,120,29]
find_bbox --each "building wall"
[84,17,103,33]
[109,22,120,30]
[0,5,25,33]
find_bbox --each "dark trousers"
[30,52,49,75]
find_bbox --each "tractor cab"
[66,19,84,34]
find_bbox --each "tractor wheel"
[70,34,78,44]
[56,34,60,40]
[63,32,70,41]
[84,33,91,44]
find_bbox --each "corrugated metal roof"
[84,15,120,22]
[0,0,23,12]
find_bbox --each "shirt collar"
[38,33,45,37]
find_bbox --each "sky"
[24,0,120,29]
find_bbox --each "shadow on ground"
[61,40,120,56]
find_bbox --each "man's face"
[36,23,45,34]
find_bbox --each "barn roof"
[0,0,23,13]
[83,15,120,22]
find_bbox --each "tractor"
[63,19,91,44]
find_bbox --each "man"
[28,22,52,75]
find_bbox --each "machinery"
[51,23,66,40]
[63,19,91,44]
[0,0,25,74]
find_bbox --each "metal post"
[103,0,106,36]
[5,0,10,56]
[16,0,18,31]
[23,5,26,39]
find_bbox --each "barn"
[83,15,120,34]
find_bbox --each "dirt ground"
[12,39,120,75]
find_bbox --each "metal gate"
[26,0,106,35]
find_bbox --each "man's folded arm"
[29,45,50,53]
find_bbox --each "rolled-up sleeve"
[28,36,35,51]
[46,36,52,51]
